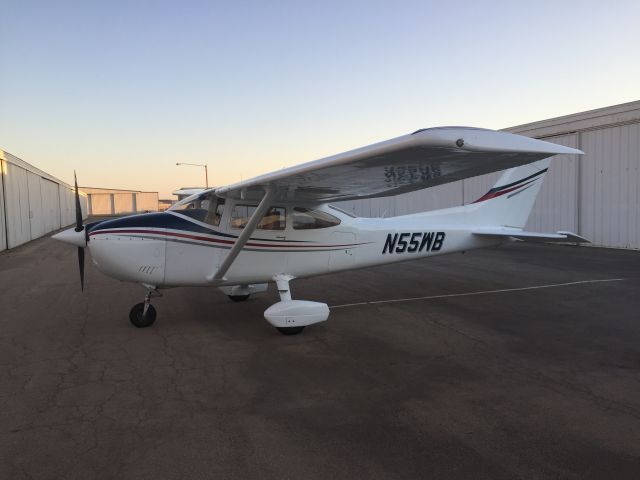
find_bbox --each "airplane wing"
[214,127,583,203]
[173,187,206,197]
[472,227,590,243]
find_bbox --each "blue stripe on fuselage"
[88,213,220,236]
[87,212,311,243]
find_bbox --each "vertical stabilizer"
[469,159,551,229]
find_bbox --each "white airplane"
[53,127,587,335]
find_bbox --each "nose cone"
[52,227,87,247]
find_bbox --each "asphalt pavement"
[1,232,639,479]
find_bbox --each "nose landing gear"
[129,287,162,328]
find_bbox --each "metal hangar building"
[0,149,88,251]
[336,101,640,250]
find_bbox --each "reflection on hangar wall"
[335,101,640,250]
[0,149,88,251]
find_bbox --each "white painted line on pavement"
[330,278,625,309]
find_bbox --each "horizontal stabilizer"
[472,227,590,244]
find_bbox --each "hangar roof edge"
[503,100,640,138]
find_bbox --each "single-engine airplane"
[53,127,587,334]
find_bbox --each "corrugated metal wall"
[579,124,640,249]
[4,160,31,248]
[0,150,88,251]
[136,192,159,212]
[336,181,464,218]
[88,194,112,215]
[86,191,159,215]
[0,160,6,251]
[526,134,579,233]
[336,102,640,250]
[59,184,79,228]
[114,193,134,214]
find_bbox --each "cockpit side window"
[292,207,341,229]
[169,193,225,227]
[230,205,286,230]
[204,198,225,226]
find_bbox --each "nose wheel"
[129,287,161,328]
[129,303,157,328]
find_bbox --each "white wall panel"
[397,183,463,216]
[59,187,88,223]
[59,185,73,227]
[136,192,159,212]
[81,193,88,220]
[114,193,134,214]
[88,194,112,215]
[4,164,31,248]
[41,178,61,232]
[626,124,640,249]
[0,160,6,251]
[27,172,45,240]
[336,182,463,218]
[580,124,640,249]
[1,151,91,250]
[525,134,578,233]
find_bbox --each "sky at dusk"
[1,0,639,198]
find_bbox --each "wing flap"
[472,227,590,243]
[215,127,583,203]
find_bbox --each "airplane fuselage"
[86,200,501,288]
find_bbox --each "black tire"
[129,303,157,328]
[276,326,305,335]
[228,294,250,302]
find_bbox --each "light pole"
[176,162,209,188]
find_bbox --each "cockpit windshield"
[169,192,225,226]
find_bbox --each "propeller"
[51,172,89,290]
[74,171,85,291]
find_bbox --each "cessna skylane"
[53,127,587,335]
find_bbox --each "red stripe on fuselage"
[88,228,362,249]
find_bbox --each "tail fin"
[469,158,550,229]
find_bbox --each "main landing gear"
[126,280,329,335]
[228,294,250,302]
[220,284,268,302]
[263,275,330,335]
[129,287,162,328]
[277,325,305,335]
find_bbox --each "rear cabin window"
[292,207,341,230]
[170,193,225,227]
[231,205,286,230]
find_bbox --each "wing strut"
[207,188,275,283]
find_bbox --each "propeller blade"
[77,246,85,291]
[73,172,86,291]
[74,171,83,232]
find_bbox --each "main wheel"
[228,294,250,302]
[276,326,305,335]
[129,303,157,328]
